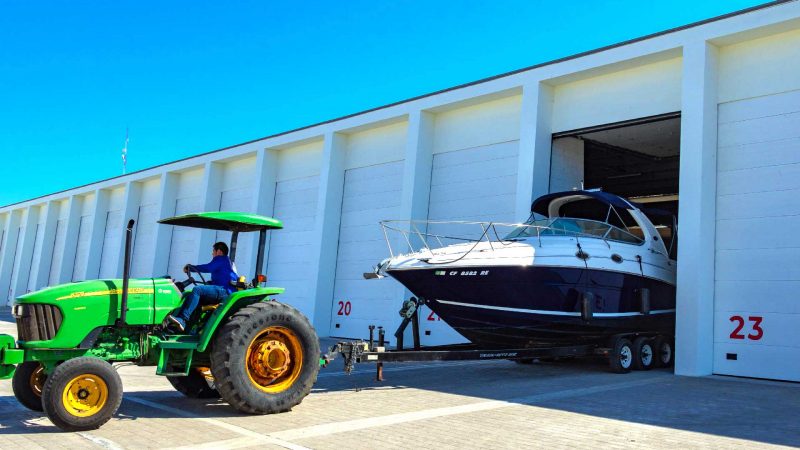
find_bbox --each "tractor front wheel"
[41,357,123,432]
[12,361,46,411]
[167,367,220,399]
[210,301,320,414]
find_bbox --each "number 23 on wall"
[729,315,763,340]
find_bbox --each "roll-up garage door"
[166,197,201,279]
[98,211,123,279]
[266,176,319,319]
[714,90,800,382]
[131,204,158,278]
[26,224,45,292]
[48,219,66,286]
[7,227,24,301]
[216,187,254,278]
[423,141,519,345]
[71,216,92,281]
[330,162,404,339]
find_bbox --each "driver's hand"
[183,264,190,274]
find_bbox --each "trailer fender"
[0,334,23,379]
[196,287,285,352]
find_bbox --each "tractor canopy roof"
[158,211,283,232]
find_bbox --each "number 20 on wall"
[729,315,763,340]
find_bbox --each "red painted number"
[427,311,441,321]
[337,301,352,316]
[729,316,745,339]
[729,315,763,341]
[748,316,764,340]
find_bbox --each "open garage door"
[266,176,319,319]
[330,162,404,339]
[714,91,800,382]
[424,141,519,345]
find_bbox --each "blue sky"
[0,0,767,206]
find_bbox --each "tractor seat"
[201,304,219,312]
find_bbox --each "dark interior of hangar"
[550,115,681,257]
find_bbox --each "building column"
[0,210,22,304]
[151,173,178,276]
[31,201,59,290]
[398,110,434,230]
[85,189,110,279]
[57,195,83,284]
[250,148,278,274]
[515,81,554,221]
[197,162,223,261]
[307,132,346,335]
[115,181,143,277]
[675,40,719,377]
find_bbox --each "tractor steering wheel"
[184,265,207,286]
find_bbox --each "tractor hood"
[14,278,181,349]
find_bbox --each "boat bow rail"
[376,218,643,262]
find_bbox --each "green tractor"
[0,212,320,431]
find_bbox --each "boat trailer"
[323,297,611,380]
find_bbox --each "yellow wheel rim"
[62,374,108,417]
[245,326,303,393]
[29,365,46,398]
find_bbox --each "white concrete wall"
[551,58,682,133]
[432,95,521,154]
[718,28,800,103]
[344,121,407,169]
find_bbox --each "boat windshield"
[504,217,643,244]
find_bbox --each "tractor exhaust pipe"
[117,219,135,326]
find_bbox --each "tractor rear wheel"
[12,361,46,411]
[167,367,220,399]
[210,301,320,414]
[41,357,123,432]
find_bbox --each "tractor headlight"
[12,304,24,319]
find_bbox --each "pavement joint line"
[77,432,125,450]
[125,395,310,450]
[271,375,672,441]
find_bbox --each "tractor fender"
[0,334,23,379]
[196,287,285,353]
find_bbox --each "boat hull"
[387,265,675,348]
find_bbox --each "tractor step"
[156,335,199,376]
[158,335,200,349]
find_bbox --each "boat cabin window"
[506,198,643,244]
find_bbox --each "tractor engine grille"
[15,304,63,341]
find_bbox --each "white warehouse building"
[2,2,799,382]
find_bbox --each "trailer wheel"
[210,301,320,414]
[631,337,654,370]
[167,367,220,399]
[609,338,634,373]
[653,335,674,368]
[12,361,46,411]
[41,357,123,432]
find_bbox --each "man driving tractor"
[167,241,238,332]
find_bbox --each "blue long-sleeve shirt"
[192,255,238,294]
